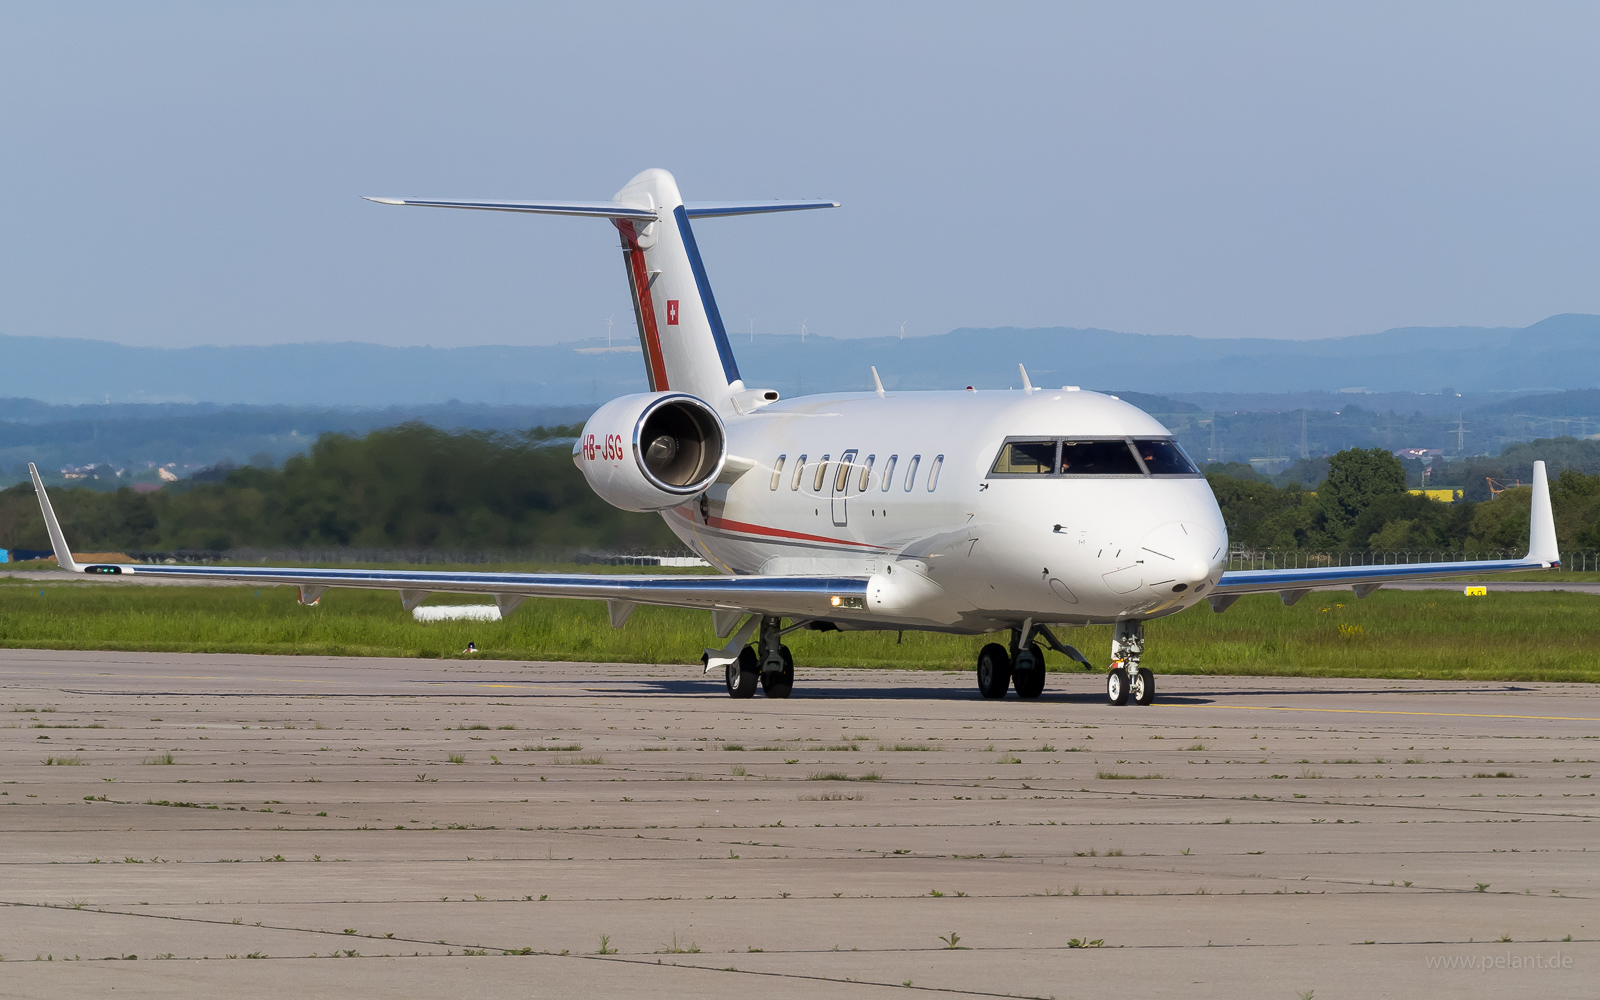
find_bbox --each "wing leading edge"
[1207,460,1559,610]
[25,463,868,622]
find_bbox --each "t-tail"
[366,169,837,408]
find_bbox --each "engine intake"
[575,393,727,511]
[637,396,722,491]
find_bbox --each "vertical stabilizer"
[365,172,836,409]
[611,169,743,404]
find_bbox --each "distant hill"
[0,400,590,486]
[2,314,1597,406]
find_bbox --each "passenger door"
[831,449,857,527]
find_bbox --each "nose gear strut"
[1108,619,1154,706]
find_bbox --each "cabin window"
[927,455,944,491]
[880,455,897,491]
[790,455,806,491]
[813,455,831,493]
[834,450,857,492]
[990,440,1057,475]
[770,455,786,490]
[903,455,921,491]
[859,454,875,492]
[1134,439,1199,475]
[1059,439,1144,475]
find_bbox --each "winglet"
[1528,460,1560,566]
[27,463,78,573]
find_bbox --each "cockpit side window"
[990,440,1057,475]
[1058,440,1144,476]
[1134,439,1199,475]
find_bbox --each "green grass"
[0,576,1597,682]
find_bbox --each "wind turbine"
[605,314,614,347]
[749,318,755,344]
[899,320,906,340]
[800,318,808,344]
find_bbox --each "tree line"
[2,426,1595,559]
[0,423,679,555]
[1207,446,1600,553]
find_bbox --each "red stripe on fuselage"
[615,220,670,391]
[702,513,890,551]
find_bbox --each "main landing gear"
[723,615,794,699]
[975,624,1048,700]
[1106,619,1154,706]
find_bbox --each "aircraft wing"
[1205,460,1560,611]
[25,465,868,626]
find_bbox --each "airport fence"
[1226,549,1600,572]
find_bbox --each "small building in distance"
[1394,448,1444,465]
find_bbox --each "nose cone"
[1139,521,1225,594]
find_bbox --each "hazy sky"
[3,2,1598,349]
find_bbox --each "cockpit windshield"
[1058,440,1144,475]
[990,441,1056,474]
[1133,439,1198,475]
[987,437,1200,478]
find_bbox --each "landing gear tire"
[761,645,795,699]
[1107,667,1130,706]
[976,643,1012,699]
[726,646,759,699]
[1012,643,1046,699]
[1131,667,1155,706]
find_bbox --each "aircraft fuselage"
[662,388,1229,633]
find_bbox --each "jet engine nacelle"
[573,392,727,512]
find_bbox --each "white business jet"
[28,169,1561,705]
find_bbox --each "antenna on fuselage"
[1018,363,1035,395]
[871,366,885,398]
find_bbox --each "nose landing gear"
[1108,620,1154,706]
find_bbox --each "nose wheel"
[1106,666,1129,705]
[1106,620,1155,706]
[1130,666,1154,705]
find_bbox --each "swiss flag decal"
[666,300,679,325]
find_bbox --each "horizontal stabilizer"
[363,197,658,220]
[364,197,840,221]
[682,200,840,218]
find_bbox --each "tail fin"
[367,170,837,407]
